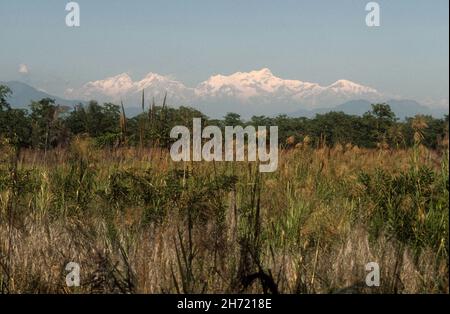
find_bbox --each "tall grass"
[0,140,448,293]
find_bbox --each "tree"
[364,104,397,145]
[0,85,12,112]
[30,98,66,150]
[0,85,31,147]
[0,86,12,136]
[66,104,88,135]
[223,113,242,127]
[67,102,121,137]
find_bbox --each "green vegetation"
[0,86,448,294]
[0,86,448,151]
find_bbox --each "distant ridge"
[290,99,448,120]
[1,81,84,109]
[65,68,383,116]
[1,80,447,119]
[64,68,447,118]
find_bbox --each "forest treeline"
[0,85,448,150]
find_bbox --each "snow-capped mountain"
[67,68,384,116]
[196,69,381,110]
[4,80,447,119]
[195,68,311,100]
[195,69,378,101]
[67,72,194,105]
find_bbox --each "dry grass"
[0,143,448,294]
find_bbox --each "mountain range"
[65,68,385,117]
[2,68,448,119]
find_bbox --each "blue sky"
[0,0,448,105]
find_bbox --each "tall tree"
[0,85,12,112]
[30,98,65,150]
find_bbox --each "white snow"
[71,68,382,109]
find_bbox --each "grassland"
[0,139,448,294]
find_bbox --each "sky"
[0,0,448,106]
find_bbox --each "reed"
[0,140,448,294]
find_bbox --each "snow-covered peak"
[70,68,383,110]
[196,68,319,99]
[246,67,274,79]
[328,79,378,94]
[136,72,187,90]
[81,73,134,98]
[87,72,133,89]
[73,72,192,103]
[141,72,166,82]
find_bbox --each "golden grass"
[0,143,448,294]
